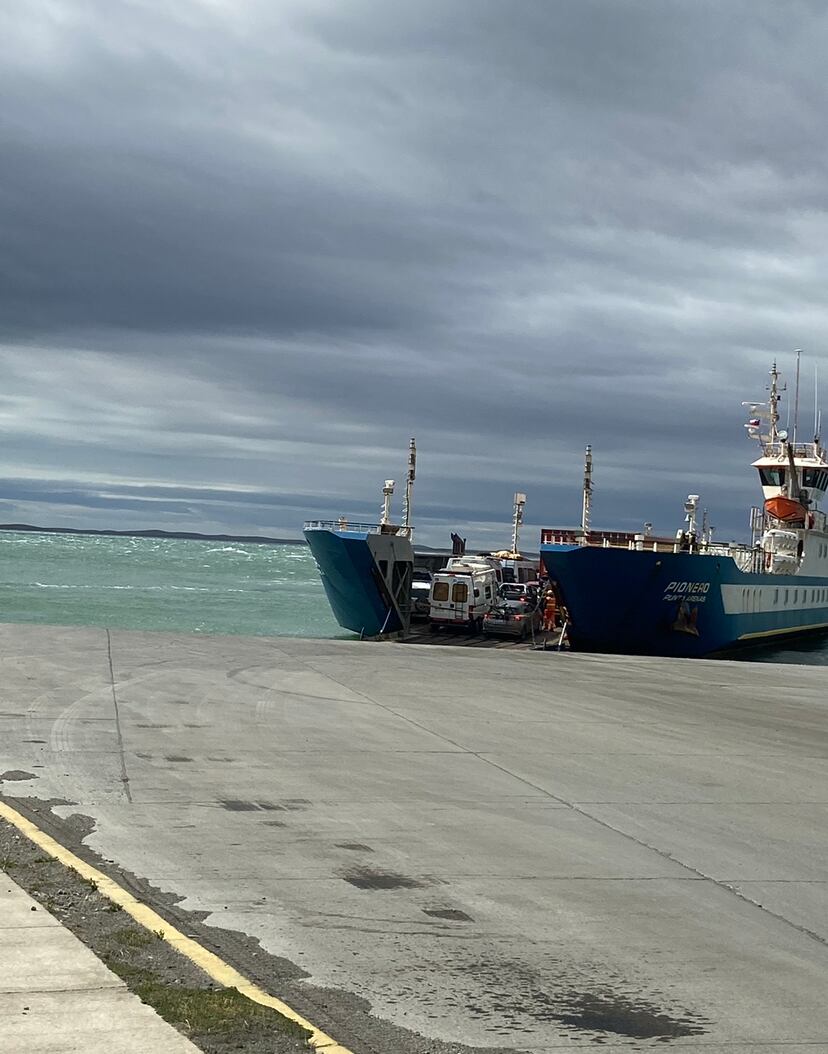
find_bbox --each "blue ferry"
[304,441,418,637]
[304,442,538,638]
[541,363,828,657]
[304,518,416,637]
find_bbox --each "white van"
[428,556,502,632]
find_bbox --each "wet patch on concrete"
[281,799,310,810]
[223,799,309,813]
[207,756,235,763]
[136,723,174,729]
[0,770,38,782]
[551,989,707,1038]
[423,908,474,922]
[340,866,428,891]
[452,955,710,1043]
[135,752,153,759]
[262,820,287,827]
[334,842,374,852]
[21,739,46,744]
[164,755,194,763]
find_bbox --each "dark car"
[482,595,541,639]
[410,568,432,619]
[499,582,539,606]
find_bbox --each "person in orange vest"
[542,589,557,632]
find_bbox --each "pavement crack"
[105,629,133,804]
[476,754,828,950]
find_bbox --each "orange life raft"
[764,495,807,523]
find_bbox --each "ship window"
[759,468,786,486]
[432,582,449,602]
[773,589,778,605]
[802,469,828,489]
[452,582,468,603]
[784,589,789,604]
[793,589,799,603]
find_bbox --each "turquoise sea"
[1,529,827,663]
[0,530,344,639]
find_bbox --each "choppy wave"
[1,534,344,639]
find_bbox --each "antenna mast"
[793,349,802,446]
[581,444,593,545]
[767,362,781,443]
[401,437,416,533]
[380,480,395,525]
[511,492,526,554]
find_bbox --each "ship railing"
[303,519,413,538]
[704,542,764,573]
[760,439,828,461]
[579,535,764,571]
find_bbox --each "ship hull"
[304,526,414,637]
[540,544,828,657]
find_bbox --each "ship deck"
[401,619,563,649]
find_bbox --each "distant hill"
[0,523,304,545]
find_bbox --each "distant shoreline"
[0,523,304,546]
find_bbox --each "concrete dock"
[0,622,827,1052]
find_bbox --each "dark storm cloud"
[2,0,828,543]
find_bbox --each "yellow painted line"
[0,799,354,1054]
[737,620,828,641]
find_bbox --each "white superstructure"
[744,360,828,577]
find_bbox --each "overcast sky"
[2,0,827,547]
